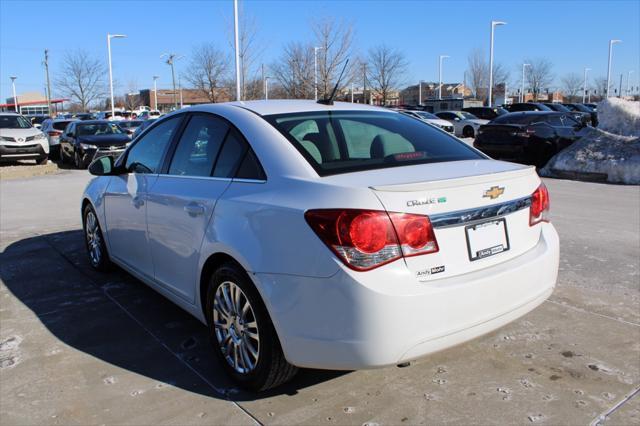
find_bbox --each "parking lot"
[0,166,639,425]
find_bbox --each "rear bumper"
[255,223,559,370]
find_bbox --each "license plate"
[465,218,510,261]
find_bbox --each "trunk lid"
[361,160,542,281]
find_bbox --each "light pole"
[153,76,159,111]
[438,56,449,99]
[627,71,634,97]
[264,76,270,100]
[107,33,126,118]
[314,46,323,100]
[582,68,591,103]
[521,63,530,103]
[10,76,18,114]
[488,20,506,107]
[351,82,354,102]
[160,53,183,109]
[233,0,241,101]
[418,80,423,105]
[606,39,622,98]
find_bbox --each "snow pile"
[540,127,640,184]
[596,98,640,137]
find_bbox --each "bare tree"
[367,45,408,105]
[313,17,354,99]
[561,72,582,102]
[225,8,263,100]
[525,58,554,98]
[56,50,107,111]
[185,43,230,103]
[593,76,609,100]
[270,42,314,99]
[466,48,509,101]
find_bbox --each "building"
[400,82,471,106]
[138,88,232,112]
[1,92,68,115]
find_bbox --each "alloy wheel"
[213,281,260,374]
[85,211,101,266]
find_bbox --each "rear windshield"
[53,121,73,131]
[265,110,483,176]
[493,114,549,125]
[0,115,32,129]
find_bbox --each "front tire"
[36,155,48,165]
[83,204,111,271]
[206,262,297,391]
[463,126,475,138]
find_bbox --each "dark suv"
[461,106,508,121]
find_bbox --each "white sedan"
[435,110,489,138]
[82,100,559,391]
[398,110,455,133]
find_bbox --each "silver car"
[40,118,77,160]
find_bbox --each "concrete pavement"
[1,169,638,425]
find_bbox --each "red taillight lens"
[48,131,62,136]
[389,213,439,256]
[530,183,550,226]
[305,209,438,271]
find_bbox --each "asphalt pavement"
[1,168,638,425]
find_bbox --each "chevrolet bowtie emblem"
[483,186,505,199]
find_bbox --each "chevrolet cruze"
[82,100,559,391]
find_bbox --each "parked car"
[40,118,77,160]
[138,110,162,120]
[59,120,130,168]
[130,118,157,140]
[73,112,96,121]
[542,103,592,126]
[96,111,126,121]
[563,103,598,127]
[474,111,588,167]
[117,120,144,137]
[462,106,509,121]
[583,103,598,111]
[0,113,49,164]
[25,114,51,129]
[503,103,552,112]
[399,110,454,133]
[82,101,559,391]
[434,111,489,137]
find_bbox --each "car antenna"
[317,59,349,106]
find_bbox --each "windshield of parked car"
[0,115,32,129]
[265,110,484,176]
[77,123,124,136]
[459,112,478,120]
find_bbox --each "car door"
[61,122,76,158]
[145,113,234,302]
[102,115,183,279]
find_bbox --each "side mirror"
[89,156,121,176]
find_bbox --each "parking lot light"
[438,56,449,100]
[521,63,530,103]
[606,39,622,98]
[10,76,18,114]
[153,76,159,111]
[488,20,506,107]
[107,34,127,119]
[583,68,591,103]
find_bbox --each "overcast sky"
[1,0,639,100]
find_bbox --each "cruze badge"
[483,186,505,200]
[406,196,447,207]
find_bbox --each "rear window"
[265,111,483,176]
[53,121,73,131]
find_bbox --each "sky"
[1,0,639,101]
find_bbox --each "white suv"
[0,113,49,164]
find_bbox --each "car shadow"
[0,230,348,402]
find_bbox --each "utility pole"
[44,49,52,114]
[160,53,183,109]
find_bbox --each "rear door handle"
[184,203,205,216]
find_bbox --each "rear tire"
[463,126,475,138]
[206,262,297,391]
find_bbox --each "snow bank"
[596,98,640,137]
[540,128,640,184]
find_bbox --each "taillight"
[48,130,62,136]
[530,183,550,226]
[305,209,438,271]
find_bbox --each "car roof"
[503,111,560,116]
[74,120,112,124]
[189,100,388,117]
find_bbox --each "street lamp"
[160,53,184,109]
[488,20,506,107]
[438,56,449,100]
[153,76,159,111]
[351,82,354,103]
[521,63,530,103]
[233,0,241,101]
[627,70,634,97]
[10,76,18,114]
[606,39,622,98]
[314,46,323,101]
[107,33,127,118]
[418,80,424,105]
[582,68,591,103]
[264,76,270,100]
